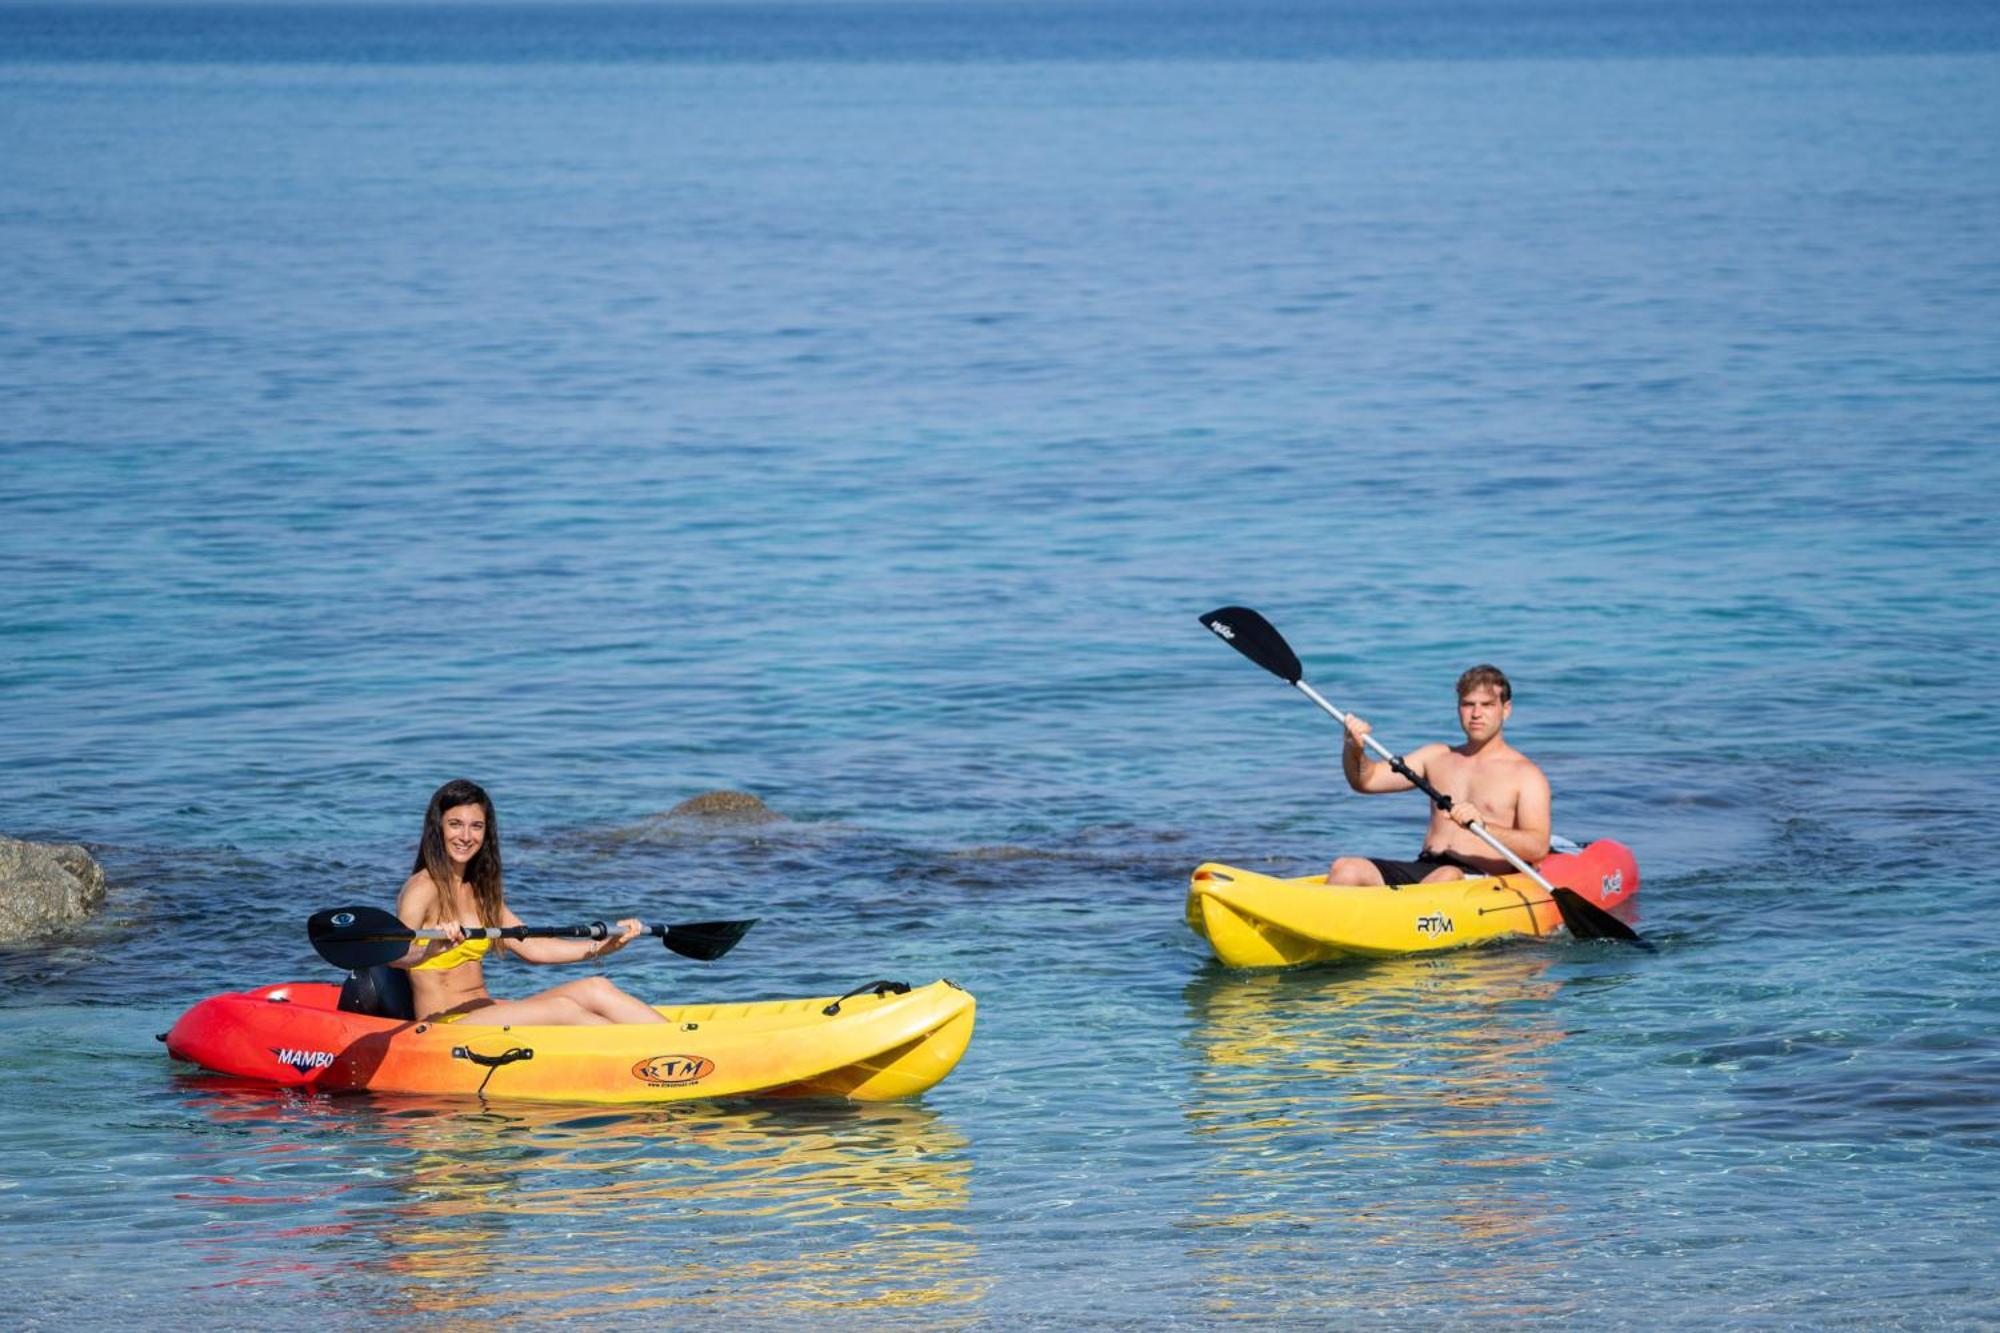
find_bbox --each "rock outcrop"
[660,790,785,825]
[0,835,107,942]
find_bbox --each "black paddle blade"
[1198,606,1303,684]
[307,904,415,970]
[1551,888,1655,951]
[658,918,757,961]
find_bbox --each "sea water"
[2,2,1998,1325]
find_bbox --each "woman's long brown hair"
[413,778,505,927]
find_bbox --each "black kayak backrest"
[337,965,415,1021]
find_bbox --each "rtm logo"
[632,1055,715,1087]
[1207,620,1235,640]
[1416,913,1454,937]
[272,1048,335,1076]
[1600,870,1623,900]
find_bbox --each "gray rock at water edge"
[0,835,108,942]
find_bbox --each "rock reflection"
[1180,952,1576,1320]
[174,1086,982,1321]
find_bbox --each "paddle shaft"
[1289,677,1564,899]
[396,917,757,959]
[408,922,649,944]
[307,903,756,969]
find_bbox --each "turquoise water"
[4,3,1999,1325]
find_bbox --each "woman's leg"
[528,974,666,1024]
[445,993,605,1026]
[438,976,665,1026]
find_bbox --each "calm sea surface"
[3,2,1998,1325]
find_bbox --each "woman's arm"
[390,872,461,969]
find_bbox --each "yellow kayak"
[166,978,976,1104]
[1187,839,1639,968]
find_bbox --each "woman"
[395,778,667,1025]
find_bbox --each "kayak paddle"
[1197,605,1652,949]
[307,904,758,972]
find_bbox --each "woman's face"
[439,803,487,868]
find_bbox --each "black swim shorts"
[1364,852,1491,886]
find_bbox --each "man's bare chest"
[1428,754,1522,814]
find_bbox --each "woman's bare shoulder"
[396,870,440,919]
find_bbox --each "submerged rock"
[0,835,107,942]
[660,790,786,825]
[586,791,792,849]
[947,845,1051,862]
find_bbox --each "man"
[1327,664,1550,885]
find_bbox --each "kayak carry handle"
[823,980,912,1016]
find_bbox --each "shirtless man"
[1327,664,1551,885]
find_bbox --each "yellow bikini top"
[411,934,492,971]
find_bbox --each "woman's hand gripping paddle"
[306,904,758,972]
[1197,606,1652,949]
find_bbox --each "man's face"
[1458,685,1510,744]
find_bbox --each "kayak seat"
[337,965,415,1021]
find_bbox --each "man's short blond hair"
[1458,664,1512,703]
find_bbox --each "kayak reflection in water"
[394,778,668,1025]
[1327,665,1552,886]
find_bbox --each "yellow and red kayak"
[165,978,975,1103]
[1187,839,1639,968]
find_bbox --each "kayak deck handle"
[452,1046,536,1067]
[823,980,912,1016]
[452,1045,535,1097]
